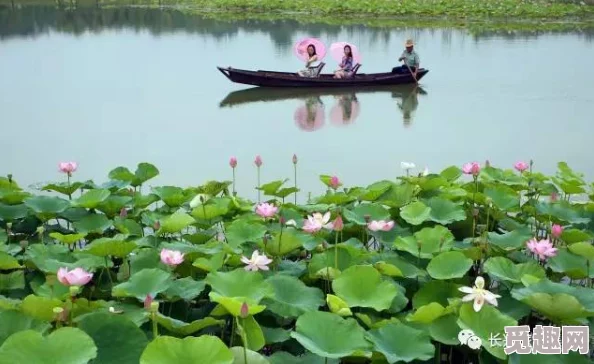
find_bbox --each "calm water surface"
[1,7,593,200]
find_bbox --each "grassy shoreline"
[3,0,594,21]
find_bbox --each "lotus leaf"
[400,201,431,225]
[365,322,435,363]
[139,335,232,364]
[332,265,398,311]
[262,275,324,318]
[427,251,473,280]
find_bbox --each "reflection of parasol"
[294,98,325,132]
[330,95,360,126]
[329,42,362,65]
[293,38,327,62]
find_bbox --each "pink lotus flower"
[241,250,273,271]
[255,202,278,218]
[527,238,558,261]
[303,212,333,233]
[119,208,127,218]
[550,192,559,202]
[292,154,298,164]
[57,267,93,286]
[160,249,184,266]
[462,162,481,176]
[551,224,563,238]
[254,155,262,167]
[367,220,395,232]
[332,215,344,231]
[229,156,238,168]
[144,295,153,310]
[240,302,249,318]
[329,176,341,189]
[514,161,529,172]
[153,221,160,230]
[58,162,78,175]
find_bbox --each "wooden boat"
[219,84,427,108]
[217,63,428,88]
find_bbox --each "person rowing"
[392,39,419,80]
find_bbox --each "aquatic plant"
[0,160,593,363]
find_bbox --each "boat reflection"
[219,85,426,129]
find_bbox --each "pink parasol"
[294,102,325,132]
[330,96,360,126]
[329,42,362,65]
[294,38,326,62]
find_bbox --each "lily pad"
[567,242,594,260]
[342,203,391,225]
[112,268,173,301]
[365,322,435,363]
[74,214,113,234]
[205,269,272,314]
[427,251,473,280]
[484,256,545,283]
[428,314,460,345]
[48,232,87,245]
[158,212,195,235]
[0,327,97,364]
[262,275,324,318]
[0,271,24,291]
[0,252,22,270]
[78,313,148,364]
[394,225,454,259]
[425,197,466,225]
[24,196,70,219]
[21,294,63,322]
[266,230,307,256]
[85,236,137,258]
[163,277,206,301]
[407,302,446,324]
[488,227,533,251]
[225,219,267,249]
[139,335,233,364]
[400,201,431,226]
[332,265,398,311]
[155,314,223,335]
[0,310,51,346]
[289,311,370,359]
[457,304,517,360]
[72,189,111,209]
[484,185,520,211]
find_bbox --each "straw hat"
[405,39,414,47]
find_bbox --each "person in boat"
[334,45,354,79]
[392,39,419,79]
[298,44,320,78]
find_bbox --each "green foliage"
[0,161,593,363]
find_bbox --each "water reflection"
[220,85,426,130]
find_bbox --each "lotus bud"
[279,216,286,225]
[119,208,128,218]
[254,155,263,167]
[153,221,160,231]
[329,176,340,190]
[292,154,298,164]
[550,192,559,202]
[240,302,249,318]
[150,301,159,313]
[229,156,238,169]
[551,224,563,238]
[332,215,344,232]
[20,240,28,249]
[144,295,153,310]
[69,285,80,297]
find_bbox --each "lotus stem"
[294,163,297,205]
[230,318,235,347]
[257,167,261,203]
[334,232,338,271]
[104,257,114,289]
[151,312,158,339]
[232,167,236,195]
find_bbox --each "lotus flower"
[332,215,344,231]
[241,250,273,271]
[57,267,93,286]
[229,156,237,168]
[160,249,184,266]
[367,220,395,232]
[240,302,249,318]
[286,219,297,227]
[422,167,429,176]
[58,162,77,175]
[514,161,529,172]
[458,276,501,312]
[462,162,481,176]
[527,238,557,260]
[254,155,262,167]
[329,176,341,190]
[144,295,153,310]
[551,224,563,238]
[302,212,333,233]
[401,162,415,170]
[550,192,559,202]
[255,202,278,218]
[119,208,127,218]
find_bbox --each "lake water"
[1,6,594,201]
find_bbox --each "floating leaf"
[262,275,324,318]
[85,237,137,258]
[289,311,370,359]
[394,225,454,259]
[407,302,446,324]
[400,201,431,225]
[225,220,267,249]
[72,189,111,209]
[0,252,22,270]
[332,265,398,311]
[78,313,148,364]
[365,322,435,363]
[112,268,173,301]
[0,310,51,346]
[484,257,545,283]
[0,327,97,364]
[427,251,473,280]
[139,335,232,364]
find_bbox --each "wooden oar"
[403,61,418,84]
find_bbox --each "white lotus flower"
[401,162,416,170]
[458,276,501,312]
[241,250,273,271]
[422,167,429,176]
[302,212,333,233]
